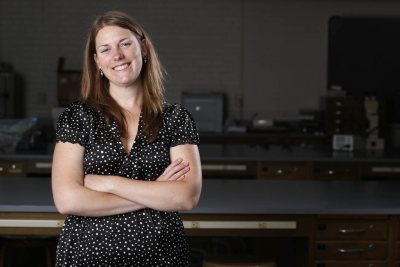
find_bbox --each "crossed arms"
[51,142,202,217]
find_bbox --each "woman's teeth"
[114,64,129,71]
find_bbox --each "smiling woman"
[51,11,202,267]
[94,26,145,88]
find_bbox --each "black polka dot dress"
[55,101,199,267]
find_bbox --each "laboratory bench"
[2,144,400,266]
[2,177,400,266]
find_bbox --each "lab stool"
[0,237,57,267]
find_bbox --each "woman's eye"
[121,42,131,47]
[100,48,110,53]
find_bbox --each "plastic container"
[0,117,37,152]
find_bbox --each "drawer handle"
[337,244,374,253]
[338,224,374,234]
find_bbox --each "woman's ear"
[93,53,99,65]
[140,38,148,57]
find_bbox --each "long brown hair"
[81,11,165,142]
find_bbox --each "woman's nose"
[113,48,124,60]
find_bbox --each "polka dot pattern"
[55,101,199,266]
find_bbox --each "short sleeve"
[55,102,91,147]
[169,104,200,147]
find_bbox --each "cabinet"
[323,97,368,135]
[257,162,361,180]
[0,159,52,177]
[0,160,25,176]
[258,162,309,180]
[314,216,389,267]
[359,163,400,180]
[202,161,257,179]
[394,216,400,267]
[3,152,400,181]
[57,70,81,106]
[312,162,359,180]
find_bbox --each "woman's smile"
[113,63,130,71]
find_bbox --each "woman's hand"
[157,158,190,182]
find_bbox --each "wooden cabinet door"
[0,161,25,176]
[258,162,309,179]
[312,162,359,180]
[316,221,388,240]
[314,261,387,267]
[314,217,389,266]
[314,241,387,260]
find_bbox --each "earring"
[143,56,148,64]
[99,68,103,76]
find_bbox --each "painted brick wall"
[1,0,400,121]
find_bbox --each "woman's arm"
[52,141,147,217]
[84,144,202,211]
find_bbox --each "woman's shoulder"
[161,102,197,126]
[60,100,99,120]
[55,101,95,145]
[162,102,191,117]
[161,102,199,145]
[64,100,93,113]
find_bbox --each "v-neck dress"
[54,101,199,267]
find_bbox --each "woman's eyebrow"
[118,37,130,43]
[97,37,131,49]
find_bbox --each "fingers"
[176,174,187,181]
[158,158,190,181]
[163,158,188,177]
[162,158,183,177]
[167,164,190,181]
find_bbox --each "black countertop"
[2,144,400,162]
[2,177,400,215]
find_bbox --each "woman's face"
[94,25,146,89]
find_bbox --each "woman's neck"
[109,83,143,112]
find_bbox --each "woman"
[52,11,202,266]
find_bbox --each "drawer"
[26,160,52,176]
[398,219,400,241]
[324,98,364,109]
[359,163,400,178]
[314,261,387,267]
[325,111,362,120]
[0,161,25,176]
[312,163,359,180]
[325,124,366,135]
[397,242,400,260]
[201,161,257,178]
[257,162,309,179]
[316,221,388,240]
[314,241,387,260]
[324,118,365,129]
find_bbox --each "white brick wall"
[1,0,400,120]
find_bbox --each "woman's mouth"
[113,63,130,71]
